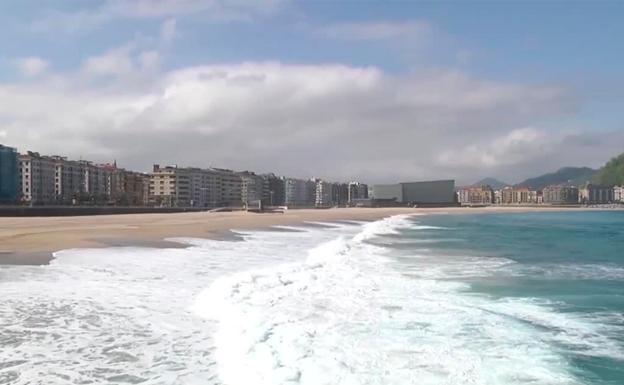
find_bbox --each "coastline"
[0,206,619,265]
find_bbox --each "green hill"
[594,153,624,186]
[516,167,597,190]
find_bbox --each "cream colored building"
[19,152,57,205]
[150,165,242,208]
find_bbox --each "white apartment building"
[315,180,333,207]
[19,152,57,205]
[613,186,624,202]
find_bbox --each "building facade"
[150,165,243,208]
[0,144,19,204]
[19,152,57,205]
[331,183,349,206]
[614,186,624,203]
[579,183,614,204]
[348,182,368,204]
[500,186,538,204]
[238,171,268,207]
[373,180,455,205]
[457,185,495,205]
[315,180,333,207]
[284,178,315,208]
[266,174,286,206]
[542,185,579,205]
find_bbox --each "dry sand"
[0,206,595,265]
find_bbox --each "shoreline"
[1,206,620,265]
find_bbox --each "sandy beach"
[0,206,603,265]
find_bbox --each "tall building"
[457,185,494,205]
[579,183,614,204]
[315,180,333,207]
[542,185,579,205]
[213,168,242,207]
[266,174,285,206]
[19,152,56,205]
[348,182,368,203]
[0,144,19,204]
[238,171,268,207]
[331,183,349,206]
[284,178,315,208]
[53,157,86,205]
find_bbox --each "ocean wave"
[193,215,597,385]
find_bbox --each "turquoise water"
[387,211,624,384]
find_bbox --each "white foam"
[193,215,611,385]
[1,214,620,385]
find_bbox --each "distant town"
[0,143,623,211]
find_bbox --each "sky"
[0,0,623,185]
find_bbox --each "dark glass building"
[0,144,19,204]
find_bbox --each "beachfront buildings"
[499,186,538,204]
[457,185,495,205]
[348,182,368,203]
[614,186,624,203]
[579,183,614,204]
[284,178,315,207]
[372,180,456,205]
[542,185,579,205]
[238,171,268,207]
[315,180,333,207]
[19,152,57,205]
[149,165,243,208]
[266,174,285,206]
[0,145,19,204]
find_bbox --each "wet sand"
[0,206,601,265]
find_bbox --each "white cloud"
[161,18,178,44]
[318,20,431,41]
[83,46,135,76]
[0,61,582,183]
[14,57,49,77]
[438,127,550,168]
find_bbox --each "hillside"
[594,153,624,186]
[472,178,508,189]
[516,167,597,190]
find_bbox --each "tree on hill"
[594,153,624,186]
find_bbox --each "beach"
[0,206,604,265]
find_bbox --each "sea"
[0,211,622,385]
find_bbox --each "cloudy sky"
[1,1,623,184]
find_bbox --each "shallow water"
[0,211,622,384]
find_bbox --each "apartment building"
[150,165,243,208]
[284,178,315,207]
[237,171,267,207]
[579,183,614,204]
[348,182,368,203]
[19,152,57,205]
[315,180,333,207]
[614,186,624,203]
[542,185,579,205]
[266,174,286,206]
[500,186,538,204]
[457,185,495,205]
[0,144,19,204]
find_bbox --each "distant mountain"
[472,177,508,190]
[594,152,624,186]
[516,167,597,190]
